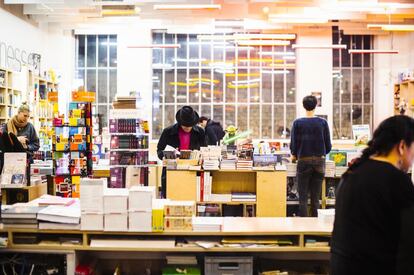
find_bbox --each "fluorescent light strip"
[269,17,328,24]
[153,4,221,10]
[292,44,347,49]
[128,44,180,49]
[348,49,399,54]
[259,51,295,56]
[367,24,414,32]
[232,34,296,40]
[237,40,290,46]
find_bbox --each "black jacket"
[205,119,225,146]
[157,124,206,160]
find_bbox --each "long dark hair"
[346,115,414,173]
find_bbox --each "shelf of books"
[109,107,149,188]
[0,68,23,125]
[52,102,93,198]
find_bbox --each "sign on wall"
[0,40,41,73]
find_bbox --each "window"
[332,27,373,139]
[152,31,296,139]
[75,34,117,127]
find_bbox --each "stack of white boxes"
[104,188,129,231]
[80,178,105,230]
[129,186,155,232]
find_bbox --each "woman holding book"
[2,104,40,162]
[157,106,206,198]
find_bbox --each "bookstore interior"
[1,0,414,274]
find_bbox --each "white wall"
[374,32,414,128]
[295,28,333,131]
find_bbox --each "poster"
[311,91,322,107]
[1,153,27,187]
[352,124,370,146]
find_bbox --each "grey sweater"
[3,122,40,152]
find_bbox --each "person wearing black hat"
[157,106,206,197]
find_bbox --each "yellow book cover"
[72,109,82,118]
[56,143,66,151]
[69,118,78,126]
[152,209,164,232]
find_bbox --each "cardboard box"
[104,213,128,231]
[80,178,105,213]
[81,213,103,231]
[129,186,155,211]
[164,201,195,217]
[103,188,128,214]
[164,216,193,232]
[129,211,152,232]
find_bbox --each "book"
[90,239,176,249]
[37,200,80,224]
[37,195,76,206]
[1,153,27,186]
[1,205,45,219]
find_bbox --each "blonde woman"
[3,104,39,162]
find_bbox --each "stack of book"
[164,201,195,232]
[325,160,336,178]
[236,160,253,170]
[192,217,223,232]
[80,178,105,231]
[196,171,212,202]
[196,203,220,217]
[203,159,220,170]
[36,196,81,230]
[1,204,44,229]
[231,192,256,202]
[112,96,137,109]
[220,159,237,170]
[201,146,221,170]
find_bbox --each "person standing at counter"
[290,95,332,217]
[157,106,206,198]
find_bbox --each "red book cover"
[200,171,204,202]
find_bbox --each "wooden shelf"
[197,201,256,205]
[110,148,149,152]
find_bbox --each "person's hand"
[17,136,28,146]
[291,155,297,163]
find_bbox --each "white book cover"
[81,213,104,231]
[80,178,105,213]
[103,188,129,214]
[1,153,27,187]
[104,213,128,232]
[37,200,80,224]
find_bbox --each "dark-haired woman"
[331,115,414,275]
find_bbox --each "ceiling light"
[367,24,414,31]
[153,4,221,10]
[269,17,328,24]
[237,40,290,46]
[128,44,180,49]
[348,49,399,54]
[292,44,347,49]
[262,7,270,14]
[233,34,296,40]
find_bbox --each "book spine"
[196,176,200,202]
[200,171,204,202]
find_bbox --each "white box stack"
[80,178,106,231]
[104,188,129,231]
[129,186,155,232]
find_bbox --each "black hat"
[176,106,199,127]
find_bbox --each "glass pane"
[77,35,85,67]
[98,69,107,104]
[333,104,340,139]
[87,35,97,67]
[286,105,296,139]
[202,69,212,103]
[363,36,371,67]
[153,69,162,102]
[86,69,96,92]
[152,103,162,139]
[363,105,372,126]
[98,105,108,128]
[109,69,117,103]
[189,69,200,103]
[251,86,260,103]
[340,35,350,67]
[189,105,199,115]
[214,46,224,63]
[225,104,235,127]
[249,105,259,138]
[341,69,351,103]
[352,69,362,103]
[225,75,235,103]
[98,35,108,67]
[262,105,272,139]
[274,73,284,103]
[262,72,271,103]
[363,69,371,103]
[201,105,211,119]
[286,70,295,103]
[213,105,223,126]
[153,49,162,64]
[213,71,223,103]
[333,71,341,104]
[352,105,363,125]
[109,35,117,67]
[341,105,352,139]
[177,69,187,103]
[189,35,199,60]
[333,49,340,68]
[274,105,284,138]
[165,70,175,103]
[75,69,85,90]
[177,34,187,60]
[201,43,211,66]
[164,105,175,128]
[165,34,174,65]
[352,36,362,67]
[238,105,248,133]
[152,69,162,139]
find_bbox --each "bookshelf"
[394,80,414,116]
[167,170,287,217]
[0,68,23,125]
[109,108,150,188]
[52,102,93,197]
